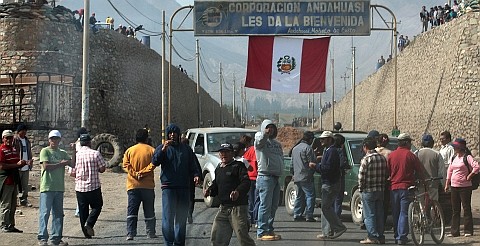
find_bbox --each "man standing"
[439,131,454,181]
[255,119,283,241]
[292,131,316,222]
[123,129,157,240]
[420,6,430,33]
[388,133,425,245]
[73,134,106,238]
[38,130,72,246]
[152,124,200,246]
[416,134,444,201]
[358,137,388,244]
[13,124,33,207]
[204,143,255,246]
[0,130,27,233]
[313,131,347,240]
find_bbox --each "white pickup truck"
[185,127,256,207]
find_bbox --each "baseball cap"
[319,131,334,139]
[16,124,27,132]
[79,134,92,142]
[48,130,62,139]
[450,138,467,150]
[422,134,434,142]
[218,143,234,152]
[367,130,380,138]
[2,130,14,138]
[397,133,412,140]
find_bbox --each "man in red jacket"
[387,133,425,245]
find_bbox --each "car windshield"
[207,132,255,152]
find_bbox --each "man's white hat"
[48,130,62,138]
[2,130,13,138]
[319,131,334,139]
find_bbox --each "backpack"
[451,153,480,190]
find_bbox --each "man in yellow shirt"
[123,129,156,241]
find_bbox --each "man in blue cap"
[416,134,444,201]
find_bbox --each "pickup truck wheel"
[203,173,220,208]
[285,181,296,216]
[351,189,363,225]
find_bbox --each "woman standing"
[445,138,479,237]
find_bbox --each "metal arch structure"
[369,4,398,131]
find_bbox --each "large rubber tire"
[91,133,124,168]
[350,189,363,225]
[408,201,424,246]
[203,173,220,208]
[285,181,296,216]
[430,200,445,244]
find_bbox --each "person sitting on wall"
[89,13,98,34]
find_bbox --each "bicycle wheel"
[409,201,424,245]
[429,200,445,244]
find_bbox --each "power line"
[124,0,163,25]
[106,0,162,36]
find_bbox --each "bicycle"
[408,177,445,245]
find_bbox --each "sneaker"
[330,227,347,239]
[126,236,134,241]
[446,234,459,237]
[84,224,95,237]
[293,216,305,222]
[37,240,48,246]
[257,234,276,241]
[147,234,158,239]
[305,218,317,222]
[51,240,68,246]
[360,238,380,244]
[268,232,281,240]
[464,233,472,237]
[316,234,332,240]
[20,201,32,207]
[2,226,23,233]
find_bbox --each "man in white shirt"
[439,131,454,181]
[13,124,33,207]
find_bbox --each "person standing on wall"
[152,124,200,246]
[0,130,27,233]
[254,119,283,241]
[13,124,33,207]
[123,129,157,241]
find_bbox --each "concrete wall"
[322,12,480,155]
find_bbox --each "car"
[185,127,257,207]
[281,131,451,225]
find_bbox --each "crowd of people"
[420,2,460,33]
[1,122,479,245]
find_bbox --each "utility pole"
[232,74,236,127]
[81,0,90,128]
[351,44,356,131]
[219,62,223,126]
[195,39,201,127]
[319,93,323,130]
[161,11,166,141]
[340,72,350,96]
[331,56,335,128]
[311,94,315,129]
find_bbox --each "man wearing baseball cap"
[387,133,425,245]
[204,143,254,245]
[0,130,27,233]
[38,130,72,246]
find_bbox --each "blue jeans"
[293,180,316,219]
[362,191,385,240]
[248,180,259,224]
[127,189,156,237]
[321,182,346,236]
[256,175,280,236]
[38,191,64,244]
[391,189,412,242]
[162,188,190,246]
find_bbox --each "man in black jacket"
[204,143,254,246]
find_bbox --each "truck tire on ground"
[285,181,296,216]
[91,133,124,168]
[203,173,220,208]
[350,189,363,225]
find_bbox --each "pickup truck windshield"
[207,132,255,152]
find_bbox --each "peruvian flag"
[245,36,330,93]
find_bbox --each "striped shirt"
[358,150,388,192]
[74,146,106,192]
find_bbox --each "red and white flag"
[245,36,330,93]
